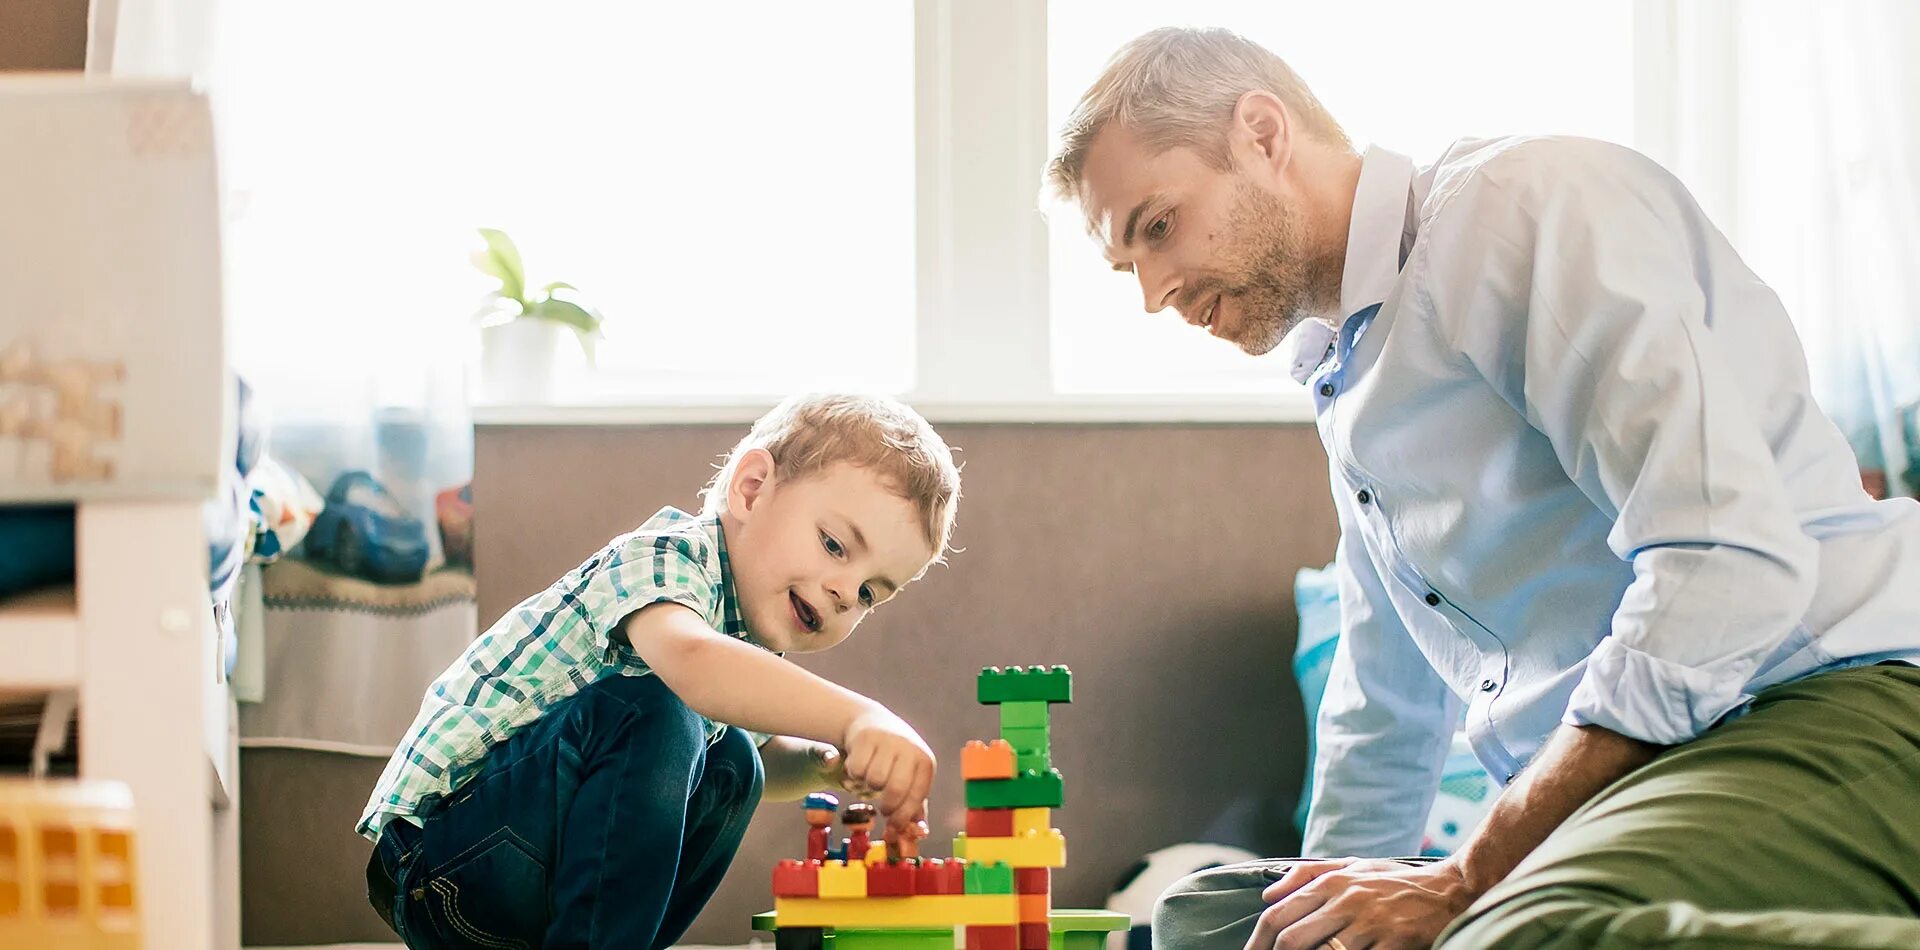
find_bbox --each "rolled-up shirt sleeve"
[1424,140,1820,746]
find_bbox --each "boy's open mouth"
[790,590,822,633]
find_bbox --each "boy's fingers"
[843,741,874,785]
[865,753,897,802]
[906,759,933,814]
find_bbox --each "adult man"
[1046,26,1920,950]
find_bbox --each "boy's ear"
[728,448,778,518]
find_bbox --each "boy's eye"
[821,532,845,557]
[859,585,875,607]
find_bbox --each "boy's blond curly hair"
[702,394,961,563]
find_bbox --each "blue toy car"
[305,471,431,584]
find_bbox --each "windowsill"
[472,392,1317,426]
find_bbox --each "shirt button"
[1480,679,1497,692]
[1356,489,1371,504]
[1319,382,1336,397]
[1425,592,1441,607]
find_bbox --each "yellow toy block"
[818,861,868,898]
[957,829,1065,868]
[1012,807,1050,835]
[773,894,1021,928]
[864,841,888,865]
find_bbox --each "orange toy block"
[773,859,820,897]
[967,924,1018,950]
[1019,893,1049,921]
[961,739,1016,780]
[867,860,916,896]
[1019,922,1051,950]
[967,808,1015,837]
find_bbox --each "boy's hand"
[842,705,936,833]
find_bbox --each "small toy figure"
[841,801,876,863]
[803,792,839,863]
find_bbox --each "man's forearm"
[1453,724,1665,895]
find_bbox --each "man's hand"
[841,705,936,834]
[1248,858,1476,950]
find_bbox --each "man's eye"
[1147,214,1171,241]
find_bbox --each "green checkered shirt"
[356,507,751,840]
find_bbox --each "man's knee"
[1152,859,1301,950]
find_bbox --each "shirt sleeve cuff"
[1561,637,1748,745]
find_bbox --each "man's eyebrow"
[1121,194,1162,247]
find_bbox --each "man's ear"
[727,448,778,519]
[1229,90,1294,178]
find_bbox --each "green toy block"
[1000,725,1049,755]
[834,930,955,950]
[965,860,1015,894]
[977,666,1072,705]
[965,769,1064,809]
[1016,750,1049,773]
[998,701,1051,729]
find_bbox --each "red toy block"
[773,859,820,897]
[867,860,917,897]
[967,924,1018,950]
[962,739,1017,780]
[1019,922,1051,950]
[1014,868,1050,894]
[967,808,1015,838]
[916,858,970,895]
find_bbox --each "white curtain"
[1645,0,1920,496]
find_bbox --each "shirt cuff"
[1561,637,1748,745]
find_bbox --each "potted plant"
[472,227,605,403]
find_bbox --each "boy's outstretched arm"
[621,601,935,832]
[760,736,838,802]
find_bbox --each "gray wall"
[0,0,88,70]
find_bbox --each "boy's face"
[724,454,937,654]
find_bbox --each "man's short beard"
[1217,181,1338,356]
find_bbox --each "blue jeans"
[366,673,764,949]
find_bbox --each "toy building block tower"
[763,665,1124,950]
[957,665,1071,950]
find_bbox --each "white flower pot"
[479,319,565,404]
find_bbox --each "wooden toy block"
[867,860,917,896]
[965,770,1063,809]
[997,701,1050,729]
[977,666,1072,705]
[1000,725,1049,755]
[819,860,868,898]
[962,740,1016,780]
[959,830,1065,868]
[964,860,1014,894]
[774,894,1020,927]
[1019,922,1052,949]
[1014,868,1049,894]
[1012,809,1050,836]
[1019,893,1050,921]
[966,924,1018,950]
[774,859,821,897]
[967,808,1015,838]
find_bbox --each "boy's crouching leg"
[653,724,767,946]
[1153,859,1309,950]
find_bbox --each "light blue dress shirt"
[1292,137,1920,858]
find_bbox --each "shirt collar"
[1282,145,1417,383]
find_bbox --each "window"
[1046,1,1638,395]
[211,2,914,402]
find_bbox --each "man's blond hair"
[702,394,961,563]
[1045,27,1351,205]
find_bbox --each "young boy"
[359,393,962,950]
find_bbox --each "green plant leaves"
[474,227,527,303]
